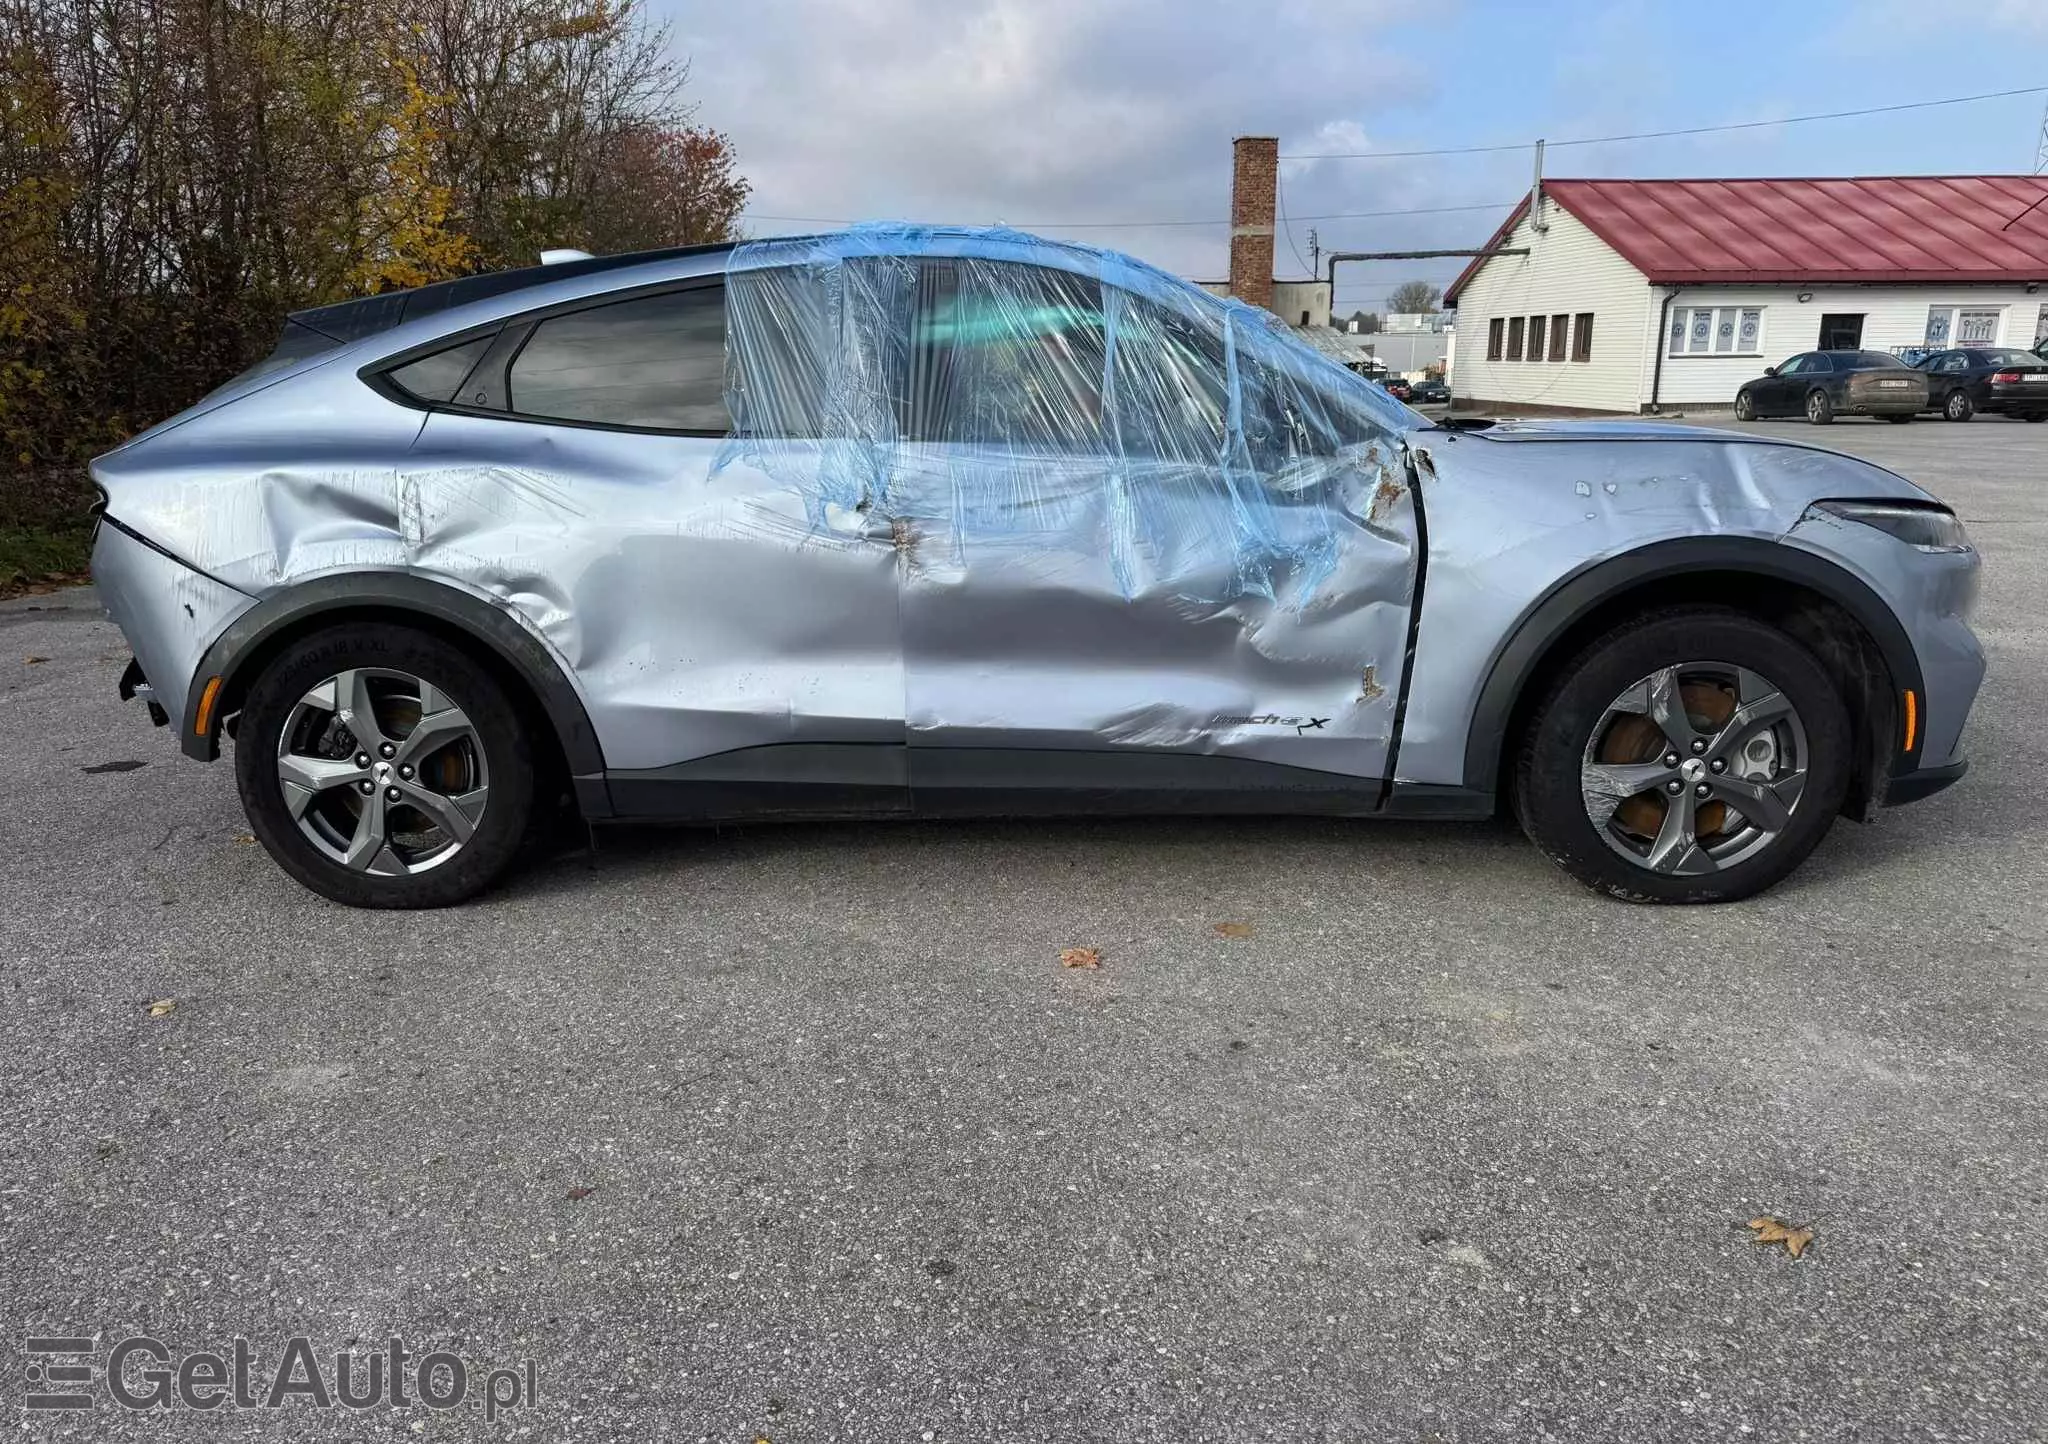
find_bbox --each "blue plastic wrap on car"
[716,223,1410,604]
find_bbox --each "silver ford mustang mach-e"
[89,226,1982,907]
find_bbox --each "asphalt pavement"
[1,416,2043,1441]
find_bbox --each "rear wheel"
[1805,388,1834,425]
[234,624,536,908]
[2024,412,2048,423]
[1514,609,1852,904]
[1943,389,1975,422]
[1885,414,1913,424]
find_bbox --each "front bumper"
[1885,757,1968,806]
[92,520,256,741]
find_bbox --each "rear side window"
[508,287,728,431]
[386,335,494,404]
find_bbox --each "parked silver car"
[90,226,1982,908]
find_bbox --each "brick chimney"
[1228,136,1278,314]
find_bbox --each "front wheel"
[1805,388,1835,424]
[1943,389,1975,422]
[234,623,537,908]
[2024,412,2048,423]
[1734,390,1757,421]
[1513,609,1852,904]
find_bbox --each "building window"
[1572,313,1593,363]
[1526,315,1546,362]
[2035,303,2048,348]
[1666,306,1763,356]
[1958,308,2000,347]
[1486,317,1504,360]
[1548,313,1568,362]
[1925,305,2005,348]
[1506,316,1524,361]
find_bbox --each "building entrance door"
[1818,313,1864,350]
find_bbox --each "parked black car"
[1733,351,1927,425]
[1911,347,2048,422]
[1408,377,1451,404]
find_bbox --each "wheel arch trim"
[180,572,608,791]
[1458,536,1925,798]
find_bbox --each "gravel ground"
[1,417,2042,1442]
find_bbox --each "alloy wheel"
[1580,662,1809,876]
[276,668,490,875]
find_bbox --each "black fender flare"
[1459,536,1925,796]
[180,572,607,787]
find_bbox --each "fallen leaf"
[1747,1215,1816,1259]
[232,833,255,845]
[1212,921,1254,939]
[146,999,177,1018]
[1059,946,1102,970]
[25,655,48,665]
[566,1186,595,1201]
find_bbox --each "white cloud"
[655,0,1447,279]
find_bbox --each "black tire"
[234,623,536,907]
[1885,414,1913,424]
[1943,389,1974,422]
[1512,608,1852,905]
[1805,388,1835,424]
[1733,389,1757,421]
[2024,412,2048,423]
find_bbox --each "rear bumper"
[1885,757,1967,806]
[1844,393,1923,415]
[91,520,255,741]
[1985,385,2048,412]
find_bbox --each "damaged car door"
[403,274,910,814]
[889,256,1421,811]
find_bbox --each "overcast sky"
[653,0,2048,311]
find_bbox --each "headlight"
[1809,500,1971,553]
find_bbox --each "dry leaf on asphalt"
[1059,947,1102,970]
[566,1186,595,1201]
[25,655,48,664]
[146,999,177,1018]
[232,833,255,845]
[1212,921,1254,939]
[1747,1215,1816,1259]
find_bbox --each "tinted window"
[386,335,494,404]
[1776,355,1807,375]
[1978,348,2040,367]
[508,287,727,431]
[1840,352,1905,371]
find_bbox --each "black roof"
[285,240,744,347]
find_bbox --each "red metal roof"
[1444,176,2048,303]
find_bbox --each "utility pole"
[1307,227,1320,277]
[2036,99,2048,174]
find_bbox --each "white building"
[1443,176,2048,414]
[1196,277,1330,329]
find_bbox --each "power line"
[1281,84,2048,160]
[1275,178,1313,278]
[738,199,1517,230]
